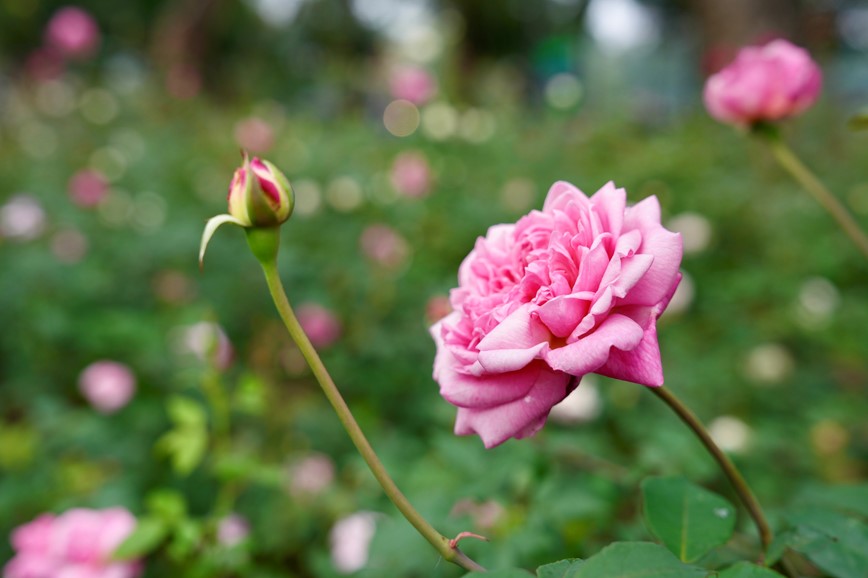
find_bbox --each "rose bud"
[228,153,294,227]
[703,39,822,127]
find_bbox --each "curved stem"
[649,387,773,551]
[259,259,486,573]
[761,130,868,260]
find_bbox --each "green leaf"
[792,483,868,519]
[569,542,709,577]
[776,507,868,578]
[537,558,583,577]
[718,562,784,578]
[145,488,187,523]
[166,396,206,427]
[199,213,246,267]
[641,476,736,562]
[113,516,169,560]
[463,569,534,577]
[156,396,209,475]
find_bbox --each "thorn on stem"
[449,531,489,549]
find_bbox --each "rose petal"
[544,313,645,376]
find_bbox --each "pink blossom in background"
[389,66,437,105]
[297,303,342,349]
[425,295,452,325]
[390,151,432,198]
[234,117,275,153]
[360,224,410,269]
[329,512,377,574]
[4,507,140,578]
[78,360,136,414]
[68,169,109,207]
[182,322,234,370]
[24,48,65,81]
[431,181,682,447]
[217,514,250,547]
[44,7,100,60]
[287,453,335,497]
[704,39,822,126]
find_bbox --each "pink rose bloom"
[217,514,250,547]
[431,181,682,448]
[390,151,432,198]
[5,508,140,578]
[704,39,822,126]
[234,117,275,154]
[297,303,342,349]
[329,512,377,574]
[389,66,437,105]
[68,170,109,207]
[78,361,136,414]
[44,7,100,60]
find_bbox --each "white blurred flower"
[0,195,46,241]
[550,376,602,424]
[743,343,794,386]
[667,212,712,255]
[330,512,378,574]
[709,416,751,453]
[665,271,695,315]
[796,277,840,329]
[287,453,335,497]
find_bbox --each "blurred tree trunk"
[688,0,800,72]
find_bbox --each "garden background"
[1,0,866,576]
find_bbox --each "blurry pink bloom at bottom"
[296,303,342,349]
[217,514,250,547]
[44,7,101,60]
[431,181,683,447]
[329,512,378,574]
[360,224,410,269]
[78,360,136,414]
[390,151,432,198]
[68,169,109,207]
[4,507,140,578]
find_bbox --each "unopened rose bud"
[228,153,294,227]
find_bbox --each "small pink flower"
[704,39,822,126]
[217,514,250,547]
[44,7,100,60]
[4,508,140,578]
[297,303,342,349]
[78,361,136,414]
[389,66,437,105]
[68,170,108,207]
[234,117,275,154]
[287,453,335,497]
[329,512,377,574]
[431,181,682,447]
[360,224,410,269]
[390,151,432,198]
[181,322,234,371]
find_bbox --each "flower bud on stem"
[254,253,486,573]
[755,125,868,260]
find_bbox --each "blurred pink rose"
[389,66,437,105]
[78,361,136,414]
[329,512,377,574]
[217,514,250,547]
[68,169,108,207]
[181,322,234,371]
[297,303,342,348]
[234,117,275,153]
[431,181,682,447]
[704,39,822,126]
[360,224,410,269]
[390,151,432,198]
[44,7,100,60]
[287,453,335,497]
[5,507,140,578]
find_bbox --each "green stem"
[649,387,773,551]
[761,129,868,260]
[258,258,486,573]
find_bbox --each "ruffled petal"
[544,313,645,376]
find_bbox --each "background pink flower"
[390,151,432,198]
[68,169,109,207]
[44,7,100,60]
[297,303,342,349]
[4,508,140,578]
[389,66,437,105]
[359,224,410,270]
[217,514,250,547]
[431,181,682,447]
[77,360,136,414]
[704,39,822,126]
